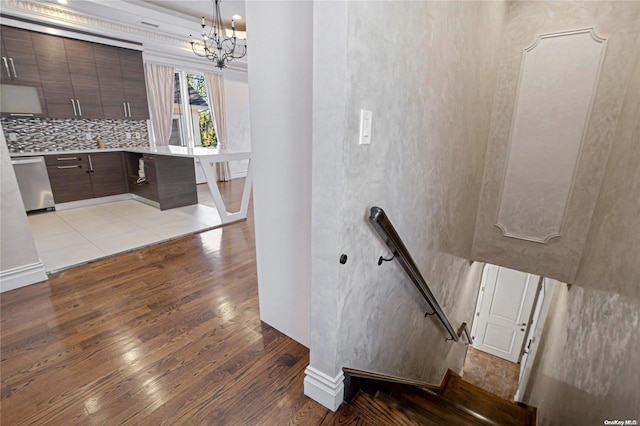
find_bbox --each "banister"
[368,206,465,343]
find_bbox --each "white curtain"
[144,63,175,147]
[205,72,231,181]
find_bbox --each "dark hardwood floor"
[1,180,348,425]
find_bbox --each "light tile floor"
[28,200,222,272]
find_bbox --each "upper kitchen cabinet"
[7,27,149,121]
[31,31,103,119]
[0,26,40,84]
[93,44,149,120]
[0,26,48,117]
[64,38,104,119]
[93,43,126,119]
[119,48,149,120]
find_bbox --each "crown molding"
[1,0,190,48]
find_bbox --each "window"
[172,71,218,148]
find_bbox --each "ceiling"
[141,0,246,22]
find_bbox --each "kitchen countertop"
[10,146,251,161]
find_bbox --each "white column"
[0,128,48,292]
[245,1,313,346]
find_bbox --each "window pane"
[187,73,217,148]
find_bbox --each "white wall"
[224,70,251,179]
[0,128,48,292]
[244,1,313,346]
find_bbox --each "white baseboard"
[130,194,160,209]
[55,193,132,210]
[0,261,48,293]
[230,169,247,180]
[303,365,345,411]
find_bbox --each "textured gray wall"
[310,1,506,383]
[310,2,640,419]
[525,38,640,424]
[471,1,640,283]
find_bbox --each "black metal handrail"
[369,206,471,344]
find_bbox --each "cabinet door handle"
[123,102,128,117]
[71,99,77,116]
[87,154,94,172]
[56,157,79,161]
[12,158,42,165]
[2,57,10,78]
[57,165,80,169]
[127,102,132,118]
[76,99,82,116]
[8,58,17,78]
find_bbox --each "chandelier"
[190,0,247,70]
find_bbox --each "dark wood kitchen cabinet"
[89,152,128,198]
[31,32,103,119]
[0,26,48,117]
[64,38,104,118]
[4,26,148,120]
[119,48,149,120]
[125,152,196,210]
[45,152,128,203]
[93,43,127,119]
[93,44,149,120]
[0,26,40,85]
[45,154,94,203]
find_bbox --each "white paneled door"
[472,265,540,363]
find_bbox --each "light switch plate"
[359,109,372,145]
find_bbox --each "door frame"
[470,264,540,363]
[469,264,559,402]
[513,277,558,401]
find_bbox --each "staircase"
[336,368,536,425]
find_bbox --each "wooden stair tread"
[342,368,537,426]
[375,389,488,426]
[349,390,422,426]
[441,371,535,426]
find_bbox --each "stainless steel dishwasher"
[11,156,55,212]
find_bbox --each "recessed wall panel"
[496,29,607,243]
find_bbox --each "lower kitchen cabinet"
[43,151,197,209]
[45,154,93,203]
[125,152,197,210]
[45,152,128,203]
[89,152,128,198]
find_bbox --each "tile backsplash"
[1,118,150,152]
